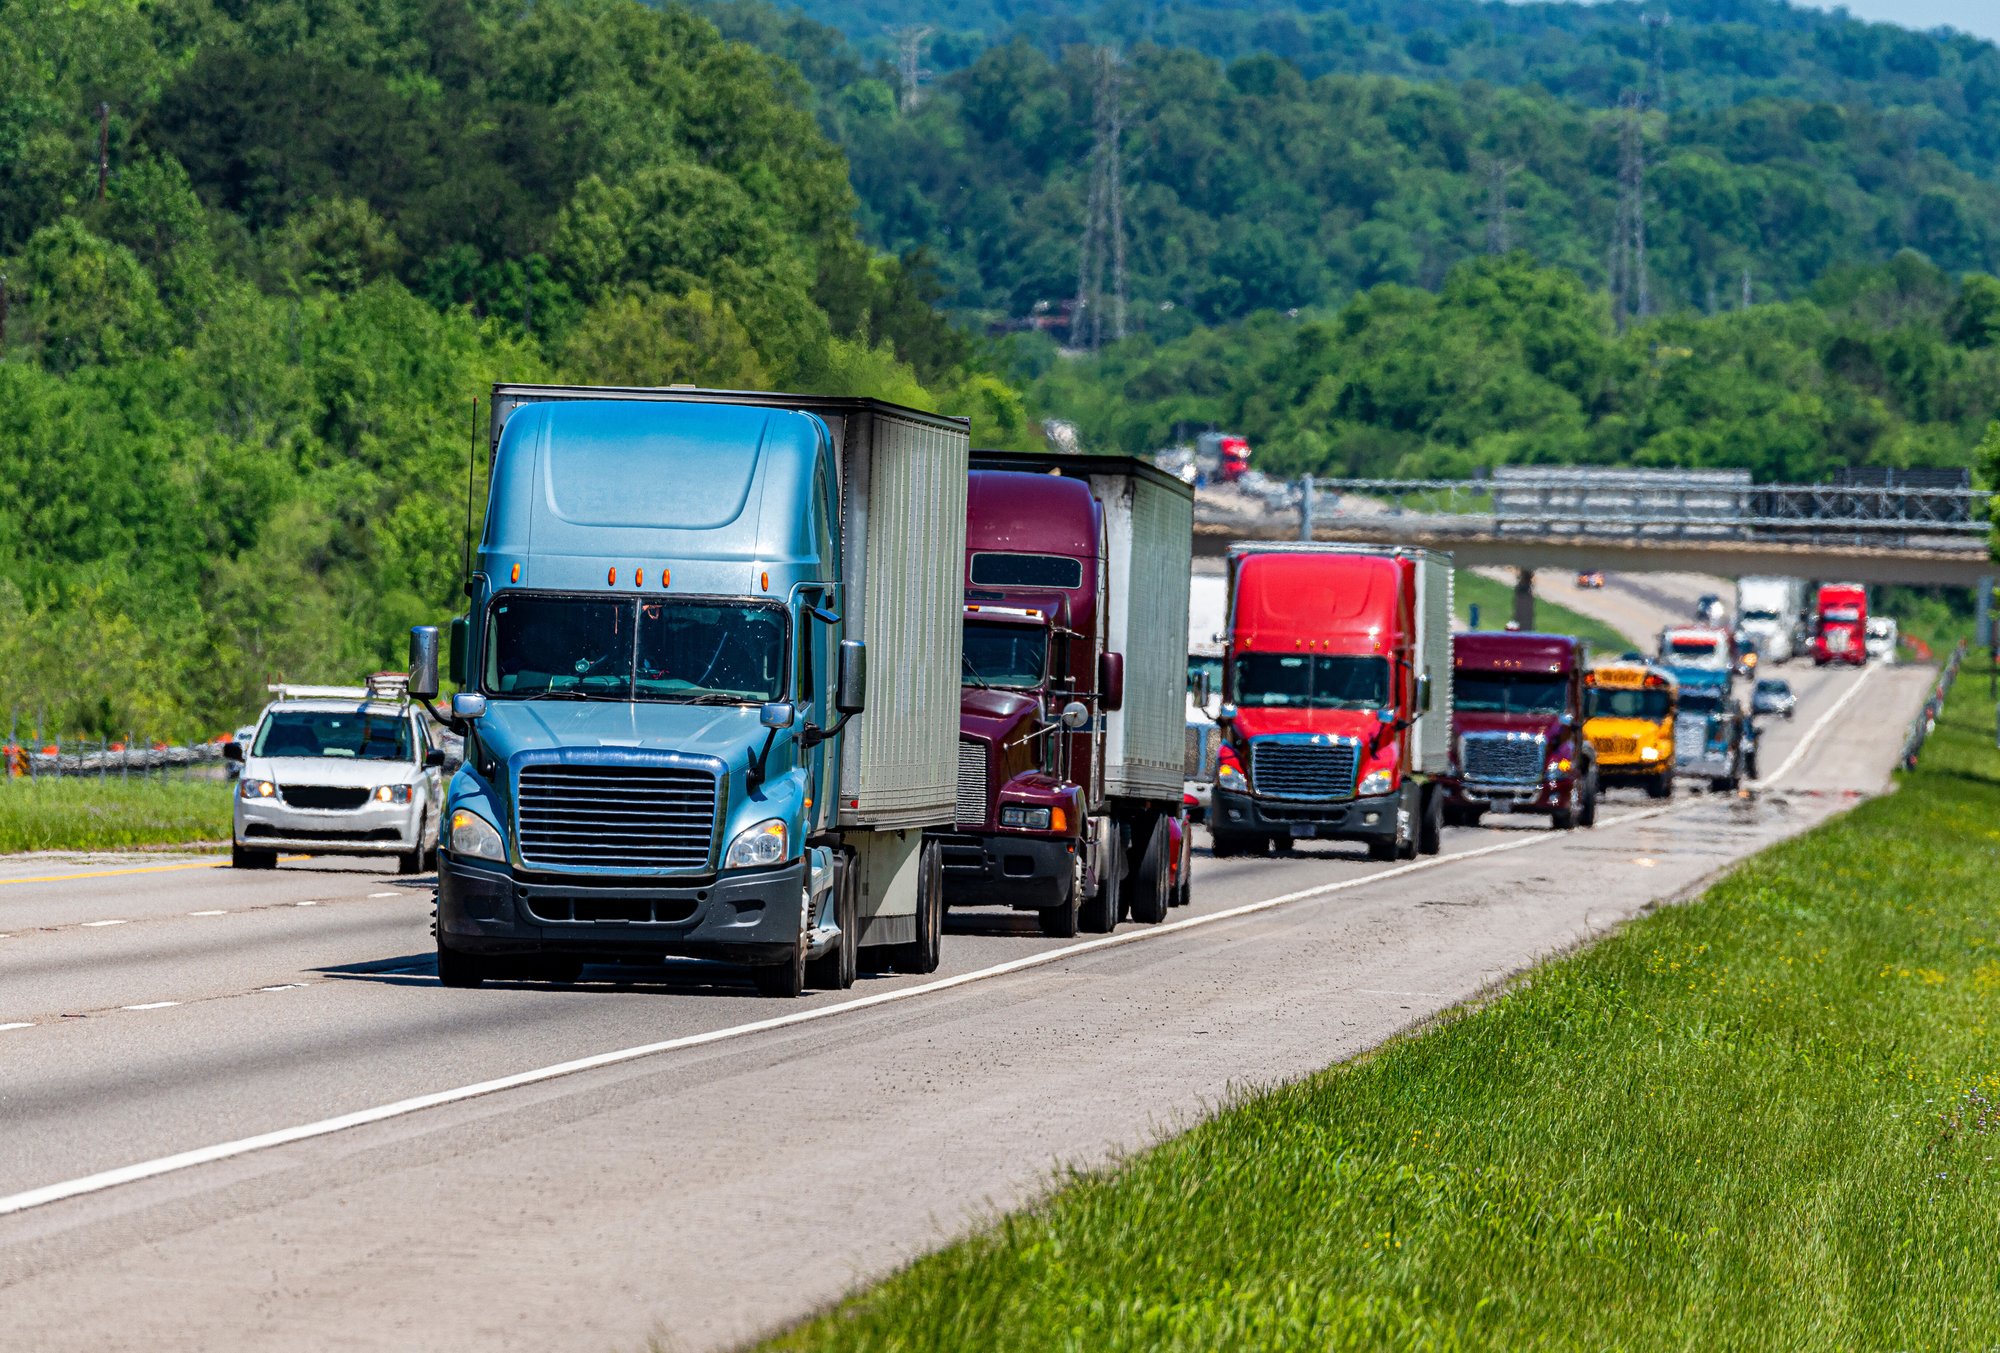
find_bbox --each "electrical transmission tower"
[1644,12,1672,115]
[890,26,933,113]
[1072,47,1128,352]
[1478,155,1521,255]
[1608,91,1650,330]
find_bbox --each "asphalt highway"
[0,650,1931,1352]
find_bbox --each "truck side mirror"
[1099,652,1125,712]
[835,640,867,716]
[222,741,244,764]
[451,692,488,721]
[761,702,796,730]
[1191,669,1213,706]
[408,625,442,700]
[425,748,447,768]
[1416,672,1433,713]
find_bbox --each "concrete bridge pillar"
[1512,567,1536,631]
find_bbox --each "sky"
[1780,1,2000,43]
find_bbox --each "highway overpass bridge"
[1194,471,1994,588]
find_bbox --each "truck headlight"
[1640,747,1660,762]
[446,808,504,862]
[999,805,1053,830]
[1358,769,1394,797]
[373,784,414,804]
[1546,756,1573,778]
[724,818,788,869]
[1216,762,1246,791]
[239,779,276,800]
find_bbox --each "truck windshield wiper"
[961,654,991,690]
[660,692,754,705]
[509,688,628,702]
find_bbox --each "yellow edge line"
[0,855,309,886]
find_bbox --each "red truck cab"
[1442,632,1596,830]
[1211,545,1453,861]
[1813,583,1868,667]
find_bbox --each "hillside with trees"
[0,0,1028,739]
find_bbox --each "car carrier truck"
[1210,543,1453,861]
[932,452,1194,937]
[410,385,969,996]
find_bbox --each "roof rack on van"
[264,676,409,704]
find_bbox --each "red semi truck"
[1210,544,1454,861]
[932,454,1195,937]
[1812,582,1868,667]
[1441,632,1597,830]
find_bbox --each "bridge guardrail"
[1901,640,1968,771]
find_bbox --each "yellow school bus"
[1583,661,1678,800]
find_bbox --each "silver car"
[226,684,444,873]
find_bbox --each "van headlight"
[724,818,788,870]
[239,779,276,800]
[373,784,414,804]
[1358,769,1394,797]
[446,808,504,862]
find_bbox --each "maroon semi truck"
[930,454,1195,937]
[1441,631,1598,830]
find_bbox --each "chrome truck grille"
[515,764,718,871]
[955,741,988,826]
[1249,738,1360,799]
[1460,732,1545,784]
[1184,723,1221,780]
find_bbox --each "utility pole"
[96,102,110,201]
[1072,46,1129,352]
[890,26,933,113]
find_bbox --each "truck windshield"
[1234,654,1388,710]
[486,595,786,703]
[254,710,412,761]
[1586,688,1672,721]
[1678,691,1723,715]
[1455,673,1568,715]
[962,620,1047,689]
[1822,608,1861,623]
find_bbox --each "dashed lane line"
[0,799,1697,1220]
[1759,663,1880,789]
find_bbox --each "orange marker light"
[607,567,617,586]
[760,570,769,592]
[1050,807,1068,832]
[510,564,520,583]
[635,569,644,588]
[661,567,670,588]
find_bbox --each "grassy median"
[0,776,231,853]
[1454,569,1634,656]
[771,656,2000,1350]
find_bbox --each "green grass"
[1454,569,1635,658]
[769,661,2000,1351]
[0,776,232,853]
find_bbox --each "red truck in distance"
[933,456,1195,938]
[1813,583,1868,667]
[1441,632,1597,830]
[1210,544,1454,861]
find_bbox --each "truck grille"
[280,785,371,811]
[1185,723,1220,779]
[1594,735,1639,759]
[1249,738,1360,799]
[956,741,988,826]
[1460,732,1544,784]
[515,764,718,871]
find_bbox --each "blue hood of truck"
[478,698,772,771]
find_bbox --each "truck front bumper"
[932,831,1075,910]
[1444,776,1571,814]
[1210,787,1400,842]
[436,854,808,965]
[1598,760,1670,787]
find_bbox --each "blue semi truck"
[408,385,970,996]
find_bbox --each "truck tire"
[1395,792,1418,861]
[1367,838,1398,862]
[887,838,944,974]
[230,844,276,870]
[1417,786,1443,856]
[1580,774,1599,828]
[1079,822,1124,934]
[396,847,424,875]
[805,857,857,991]
[435,940,487,989]
[1127,817,1172,925]
[1038,854,1081,939]
[1647,772,1673,800]
[1552,802,1577,830]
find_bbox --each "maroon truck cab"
[1442,632,1597,830]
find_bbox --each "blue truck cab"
[411,386,970,997]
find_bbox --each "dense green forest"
[0,0,1028,739]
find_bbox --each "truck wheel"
[1580,775,1599,828]
[1128,818,1172,925]
[1647,773,1673,800]
[230,844,276,870]
[1367,838,1398,862]
[1552,803,1577,830]
[1079,823,1124,934]
[888,838,944,974]
[1039,850,1081,939]
[435,940,487,989]
[396,848,424,875]
[1417,786,1443,856]
[806,858,857,991]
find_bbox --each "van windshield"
[1456,673,1567,715]
[1586,688,1672,721]
[1234,654,1389,710]
[254,710,412,761]
[485,595,787,703]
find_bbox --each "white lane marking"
[0,1022,33,1032]
[1760,663,1879,788]
[368,892,399,899]
[295,901,317,907]
[256,984,305,993]
[121,1002,180,1012]
[0,801,1692,1220]
[189,910,227,917]
[80,920,127,928]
